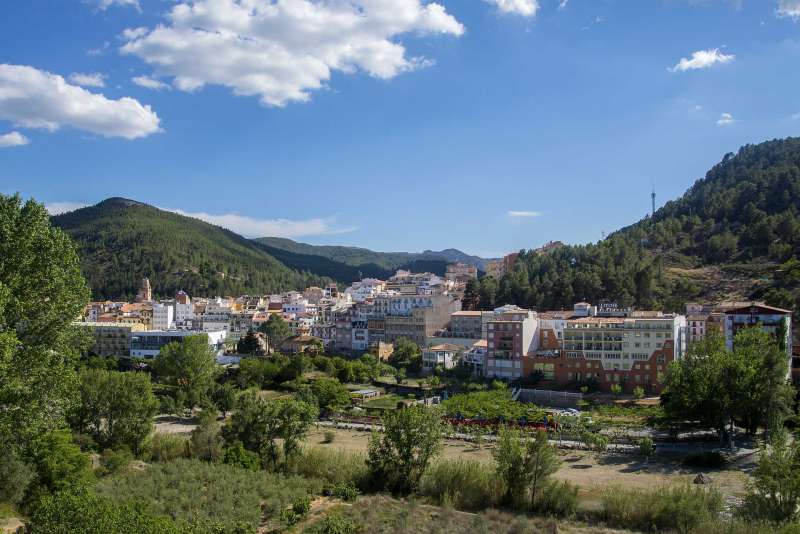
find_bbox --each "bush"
[599,484,723,533]
[330,482,360,502]
[323,431,336,444]
[534,481,579,518]
[143,433,189,463]
[190,419,224,462]
[292,494,312,516]
[582,432,609,452]
[419,459,504,511]
[0,452,35,504]
[683,451,727,468]
[308,513,360,534]
[99,448,134,475]
[638,437,655,457]
[291,447,368,489]
[223,442,261,471]
[28,430,94,498]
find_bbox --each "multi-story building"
[485,306,539,380]
[723,302,792,361]
[422,343,465,372]
[445,263,478,284]
[345,278,386,303]
[152,303,174,330]
[383,296,461,346]
[463,339,487,376]
[74,322,145,357]
[449,310,485,339]
[485,253,518,279]
[130,330,226,358]
[385,271,446,295]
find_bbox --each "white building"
[422,343,464,372]
[152,303,175,330]
[130,330,226,358]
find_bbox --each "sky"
[1,0,800,258]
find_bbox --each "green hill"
[471,137,800,314]
[51,198,331,300]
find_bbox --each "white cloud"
[92,0,141,11]
[485,0,539,16]
[669,48,735,72]
[168,209,356,238]
[716,112,736,125]
[68,72,106,88]
[0,131,29,148]
[45,201,89,215]
[558,0,568,9]
[0,64,161,139]
[508,210,542,218]
[789,111,800,120]
[120,0,464,107]
[778,0,800,18]
[132,75,171,91]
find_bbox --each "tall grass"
[289,446,369,489]
[142,433,189,463]
[419,458,505,511]
[599,484,723,533]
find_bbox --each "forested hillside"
[470,137,800,314]
[52,198,330,300]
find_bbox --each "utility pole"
[651,188,656,224]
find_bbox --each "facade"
[130,330,226,358]
[74,321,145,357]
[449,310,485,339]
[422,343,464,372]
[723,304,792,358]
[152,303,174,330]
[135,277,152,302]
[444,262,478,284]
[485,306,539,380]
[463,339,487,375]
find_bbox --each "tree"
[154,334,219,408]
[394,367,406,385]
[738,430,800,524]
[190,410,224,462]
[258,314,290,350]
[610,384,622,398]
[389,337,421,373]
[70,369,158,454]
[633,386,645,400]
[367,405,443,494]
[225,391,318,471]
[311,378,352,414]
[0,451,35,504]
[236,330,262,355]
[0,195,90,453]
[28,430,94,498]
[493,427,560,510]
[211,382,238,417]
[462,278,481,310]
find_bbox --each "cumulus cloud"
[485,0,539,16]
[778,0,800,18]
[717,112,736,125]
[0,64,161,139]
[120,0,464,107]
[167,209,356,238]
[669,48,735,72]
[132,75,171,91]
[45,201,89,215]
[68,72,106,88]
[0,131,29,148]
[508,210,542,218]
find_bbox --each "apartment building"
[422,343,464,373]
[74,322,145,357]
[152,302,174,330]
[444,262,478,284]
[449,310,485,339]
[723,303,792,358]
[485,306,539,380]
[130,330,226,358]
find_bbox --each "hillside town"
[76,262,794,394]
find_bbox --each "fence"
[517,388,583,408]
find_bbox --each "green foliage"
[493,428,561,511]
[662,330,793,435]
[236,330,262,356]
[388,337,422,373]
[292,494,312,516]
[211,382,238,416]
[599,484,724,534]
[305,512,360,534]
[98,448,134,476]
[311,378,352,413]
[24,430,94,502]
[143,433,189,463]
[70,369,158,454]
[96,459,322,531]
[419,459,504,511]
[330,482,360,502]
[536,480,579,518]
[258,314,291,348]
[154,335,219,409]
[290,447,368,489]
[367,406,443,495]
[442,389,545,421]
[190,414,225,462]
[738,431,800,524]
[633,386,645,400]
[51,198,328,300]
[638,436,655,457]
[0,451,35,504]
[323,431,336,443]
[225,391,319,471]
[223,442,261,471]
[28,491,184,534]
[0,194,90,453]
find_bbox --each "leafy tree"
[236,330,262,355]
[211,382,238,417]
[237,357,282,389]
[70,369,158,454]
[367,405,443,494]
[633,386,645,400]
[0,195,90,453]
[258,314,290,350]
[493,427,560,510]
[225,391,318,471]
[311,378,352,413]
[154,334,219,408]
[610,384,622,398]
[0,451,35,504]
[190,411,224,462]
[28,430,94,498]
[223,441,261,471]
[389,337,422,373]
[738,430,800,524]
[462,278,481,310]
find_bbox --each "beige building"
[75,321,146,357]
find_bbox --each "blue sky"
[1,0,799,257]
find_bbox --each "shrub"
[28,430,94,497]
[683,451,727,469]
[534,480,579,518]
[330,482,360,502]
[419,458,504,511]
[0,452,35,504]
[190,418,224,462]
[292,447,368,489]
[292,494,312,516]
[582,432,609,452]
[308,513,360,534]
[143,433,189,463]
[223,442,261,471]
[323,430,336,444]
[638,437,655,457]
[599,484,723,533]
[99,447,134,475]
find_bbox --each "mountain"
[52,198,331,300]
[470,137,800,315]
[253,237,488,276]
